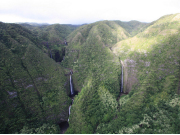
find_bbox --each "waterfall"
[70,75,74,95]
[121,65,123,93]
[68,105,71,122]
[69,106,71,115]
[68,72,75,122]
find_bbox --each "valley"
[0,13,180,134]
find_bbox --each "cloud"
[0,0,180,24]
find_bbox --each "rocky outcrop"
[121,59,138,93]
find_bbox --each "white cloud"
[0,0,180,24]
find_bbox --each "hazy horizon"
[12,20,151,25]
[1,0,180,25]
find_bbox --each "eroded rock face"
[122,59,138,93]
[122,58,152,93]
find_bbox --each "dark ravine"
[59,122,69,134]
[54,47,66,62]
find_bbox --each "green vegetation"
[17,123,60,134]
[1,13,180,134]
[0,22,71,133]
[63,21,125,133]
[103,13,180,134]
[20,23,79,62]
[64,14,180,134]
[114,20,149,36]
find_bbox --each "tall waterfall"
[68,72,74,122]
[68,74,73,122]
[121,65,123,93]
[70,74,74,95]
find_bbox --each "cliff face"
[0,22,71,133]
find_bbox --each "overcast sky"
[0,0,180,24]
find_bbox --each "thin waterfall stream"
[121,65,123,93]
[70,74,74,95]
[68,106,71,122]
[59,70,77,133]
[68,70,74,122]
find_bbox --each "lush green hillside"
[1,13,180,134]
[97,13,180,134]
[61,20,131,133]
[63,20,130,92]
[0,22,71,133]
[62,14,180,134]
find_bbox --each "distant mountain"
[17,22,50,26]
[19,23,79,40]
[114,20,149,36]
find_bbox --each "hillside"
[0,22,71,133]
[1,13,180,134]
[113,13,180,94]
[62,14,180,134]
[63,20,130,92]
[100,13,180,134]
[61,20,130,133]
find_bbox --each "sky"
[0,0,180,24]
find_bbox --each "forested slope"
[0,22,71,133]
[61,21,130,133]
[1,13,180,134]
[63,14,180,134]
[97,13,180,134]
